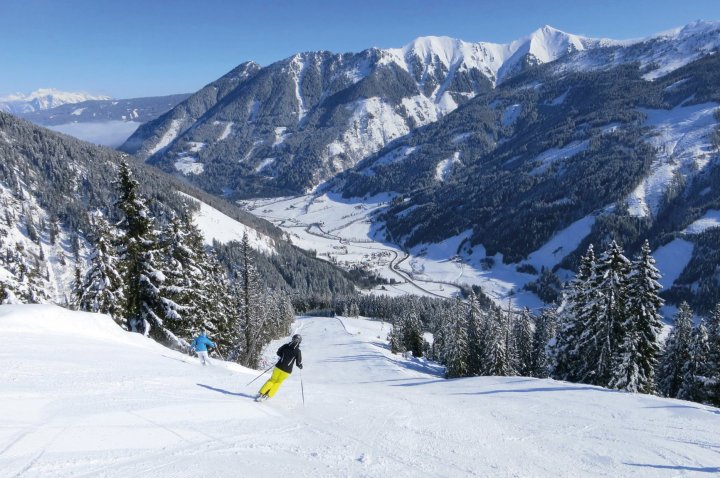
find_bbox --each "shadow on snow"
[196,383,256,399]
[625,463,719,473]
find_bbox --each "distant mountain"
[16,93,191,126]
[8,93,191,148]
[337,43,720,311]
[120,21,720,311]
[121,22,720,199]
[0,88,110,114]
[120,26,609,197]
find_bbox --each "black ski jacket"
[275,343,302,374]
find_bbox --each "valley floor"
[1,305,719,477]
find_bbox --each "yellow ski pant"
[259,367,291,397]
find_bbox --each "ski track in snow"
[1,305,719,477]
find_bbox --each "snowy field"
[241,192,704,316]
[2,305,719,477]
[240,194,594,310]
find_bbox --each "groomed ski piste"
[2,305,719,477]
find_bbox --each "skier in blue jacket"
[191,332,217,366]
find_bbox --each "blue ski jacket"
[192,334,216,352]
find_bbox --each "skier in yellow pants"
[257,334,303,401]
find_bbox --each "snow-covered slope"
[0,88,110,114]
[1,305,718,477]
[179,192,276,255]
[558,20,720,81]
[627,102,718,218]
[0,183,82,304]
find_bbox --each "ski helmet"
[291,334,302,344]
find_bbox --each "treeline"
[382,240,719,408]
[72,162,294,368]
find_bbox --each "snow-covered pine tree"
[678,321,711,403]
[444,299,469,377]
[512,308,534,376]
[114,161,177,346]
[200,251,234,343]
[430,306,450,362]
[0,279,14,304]
[531,306,557,378]
[388,314,406,354]
[707,303,720,406]
[553,245,596,381]
[609,240,664,393]
[155,211,208,345]
[402,308,425,357]
[76,214,125,324]
[466,290,486,376]
[228,232,266,368]
[260,290,294,343]
[657,302,694,398]
[482,309,510,376]
[578,241,631,387]
[1,242,48,304]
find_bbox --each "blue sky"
[1,0,719,98]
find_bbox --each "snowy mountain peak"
[381,26,600,86]
[656,19,720,40]
[525,24,589,58]
[0,88,111,114]
[401,35,470,64]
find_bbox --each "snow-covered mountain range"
[0,88,111,114]
[119,20,720,312]
[12,93,190,147]
[122,25,612,193]
[121,21,720,196]
[15,93,190,126]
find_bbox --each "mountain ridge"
[120,21,720,198]
[0,88,111,114]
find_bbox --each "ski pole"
[215,346,226,361]
[300,370,305,406]
[246,364,275,386]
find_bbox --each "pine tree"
[578,241,631,387]
[678,321,711,403]
[706,303,720,406]
[553,245,596,381]
[444,299,469,378]
[482,310,510,376]
[512,308,534,376]
[0,279,15,304]
[403,309,425,357]
[609,241,664,393]
[228,232,266,368]
[1,242,48,304]
[466,290,486,376]
[201,252,234,343]
[531,306,557,378]
[388,314,406,354]
[657,302,694,398]
[154,211,214,344]
[114,161,175,346]
[76,214,125,323]
[430,306,450,362]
